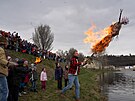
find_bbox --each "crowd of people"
[0,30,87,101]
[0,30,66,101]
[7,57,39,101]
[0,30,66,63]
[6,56,69,101]
[6,57,70,101]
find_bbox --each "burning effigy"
[84,9,129,55]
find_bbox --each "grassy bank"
[6,49,107,101]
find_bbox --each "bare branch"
[32,24,54,50]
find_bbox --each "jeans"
[0,77,9,101]
[31,80,36,91]
[62,75,80,99]
[19,82,25,92]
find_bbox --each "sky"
[0,0,134,56]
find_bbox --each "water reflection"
[100,69,135,101]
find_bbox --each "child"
[30,65,38,92]
[23,61,31,90]
[40,68,47,91]
[64,65,69,87]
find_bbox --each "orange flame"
[84,23,114,54]
[34,57,42,64]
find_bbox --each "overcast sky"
[0,0,134,56]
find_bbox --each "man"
[61,50,87,101]
[0,34,17,101]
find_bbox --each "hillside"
[6,49,106,101]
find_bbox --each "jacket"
[0,47,8,76]
[30,70,38,81]
[55,67,63,80]
[40,71,47,81]
[64,69,68,79]
[68,56,81,75]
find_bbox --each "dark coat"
[7,64,31,86]
[30,70,38,81]
[55,66,63,80]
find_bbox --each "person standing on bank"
[40,67,47,91]
[55,62,63,90]
[64,65,69,87]
[0,34,17,101]
[61,50,87,101]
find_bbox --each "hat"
[31,63,37,70]
[15,58,19,62]
[31,63,35,68]
[24,60,28,64]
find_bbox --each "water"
[100,69,135,101]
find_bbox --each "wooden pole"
[118,9,123,23]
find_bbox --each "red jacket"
[68,56,81,75]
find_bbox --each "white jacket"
[40,71,47,81]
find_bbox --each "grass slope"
[6,49,106,101]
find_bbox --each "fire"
[84,9,129,55]
[34,57,42,64]
[84,23,114,54]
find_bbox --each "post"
[118,9,123,23]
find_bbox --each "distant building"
[83,59,102,69]
[83,58,116,70]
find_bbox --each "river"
[100,69,135,101]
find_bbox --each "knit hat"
[31,63,35,68]
[15,58,19,62]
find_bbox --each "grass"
[6,49,107,101]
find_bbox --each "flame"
[35,57,42,64]
[84,23,114,54]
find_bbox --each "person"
[7,56,16,101]
[7,58,25,101]
[61,50,87,101]
[23,60,30,87]
[55,62,63,90]
[30,65,38,92]
[19,60,31,95]
[40,68,47,91]
[0,34,17,101]
[14,59,31,98]
[64,65,69,87]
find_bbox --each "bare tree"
[32,24,54,50]
[66,48,77,62]
[66,48,85,63]
[56,49,67,58]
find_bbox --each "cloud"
[0,0,134,55]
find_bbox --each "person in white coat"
[40,68,47,91]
